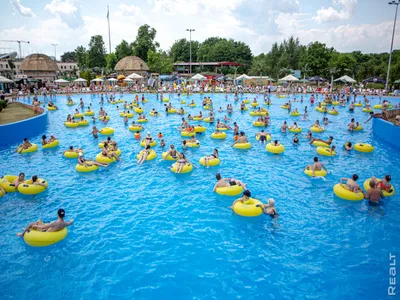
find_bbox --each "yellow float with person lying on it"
[63,150,83,159]
[139,140,157,147]
[290,111,300,117]
[255,134,271,142]
[75,161,99,173]
[18,178,48,195]
[42,140,59,149]
[304,167,327,177]
[253,121,266,127]
[95,153,116,164]
[0,175,18,192]
[64,122,78,128]
[170,163,193,174]
[288,127,302,133]
[47,106,57,111]
[194,126,206,133]
[211,132,226,139]
[199,157,220,167]
[233,143,251,150]
[134,107,144,113]
[136,150,157,161]
[233,198,263,217]
[310,126,324,133]
[77,120,89,126]
[363,178,395,197]
[24,227,68,247]
[316,146,336,157]
[333,184,364,201]
[181,131,196,137]
[216,185,243,196]
[17,144,38,154]
[84,111,94,116]
[266,143,285,154]
[162,152,178,161]
[137,118,148,123]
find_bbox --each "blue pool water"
[0,93,399,299]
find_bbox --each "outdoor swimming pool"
[0,92,399,299]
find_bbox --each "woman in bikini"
[202,149,219,167]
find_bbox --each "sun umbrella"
[107,78,117,82]
[279,74,299,82]
[127,73,143,79]
[190,74,207,81]
[54,79,69,83]
[236,74,251,80]
[74,78,87,82]
[91,78,104,82]
[334,75,356,83]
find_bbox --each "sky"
[1,0,400,59]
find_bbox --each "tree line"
[60,24,400,85]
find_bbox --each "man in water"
[306,157,328,177]
[16,209,74,237]
[364,180,384,206]
[212,173,247,191]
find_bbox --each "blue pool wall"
[0,103,48,147]
[372,115,400,149]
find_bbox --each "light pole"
[386,0,400,91]
[186,29,195,76]
[51,43,58,61]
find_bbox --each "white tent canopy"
[91,78,104,82]
[127,73,143,79]
[74,78,87,82]
[279,74,299,82]
[54,79,69,83]
[334,75,357,83]
[107,78,117,81]
[0,76,14,83]
[190,73,207,81]
[236,74,250,80]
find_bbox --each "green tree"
[61,51,76,62]
[328,52,356,77]
[79,69,94,82]
[75,46,88,69]
[299,42,334,77]
[249,53,269,76]
[106,53,118,70]
[87,35,107,68]
[132,24,160,62]
[170,38,199,62]
[147,49,173,74]
[115,40,133,61]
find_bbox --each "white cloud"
[45,0,83,28]
[314,0,357,23]
[9,0,35,17]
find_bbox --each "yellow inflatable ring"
[266,143,285,154]
[180,100,186,104]
[216,127,228,131]
[199,157,220,166]
[203,105,211,110]
[95,153,116,163]
[193,117,203,121]
[290,112,300,117]
[328,110,338,115]
[194,126,206,133]
[363,178,395,197]
[185,140,200,148]
[189,103,196,107]
[76,161,99,173]
[373,104,382,109]
[137,119,148,123]
[73,113,83,118]
[181,131,196,137]
[170,163,193,174]
[47,106,57,111]
[136,150,157,161]
[332,101,340,105]
[167,108,177,114]
[253,121,266,127]
[362,108,373,112]
[320,102,327,106]
[315,107,324,112]
[66,102,75,106]
[233,143,251,149]
[281,105,289,109]
[99,127,114,135]
[109,149,121,157]
[134,108,144,113]
[162,98,169,102]
[149,111,158,117]
[333,183,364,201]
[64,122,78,128]
[24,227,68,247]
[140,139,157,147]
[129,125,143,131]
[354,143,374,153]
[162,152,178,161]
[233,198,263,217]
[63,150,83,158]
[250,102,259,107]
[316,146,336,156]
[216,185,243,196]
[211,132,226,139]
[312,141,330,147]
[255,134,271,141]
[351,126,363,131]
[77,120,89,126]
[84,111,94,116]
[203,117,210,122]
[18,178,48,195]
[354,103,363,107]
[304,168,327,177]
[310,125,324,132]
[18,144,38,153]
[42,140,59,149]
[288,127,302,133]
[0,175,18,192]
[110,101,118,104]
[121,113,134,118]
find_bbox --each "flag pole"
[107,5,111,53]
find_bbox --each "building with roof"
[115,56,149,77]
[19,54,59,81]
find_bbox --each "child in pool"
[90,126,99,138]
